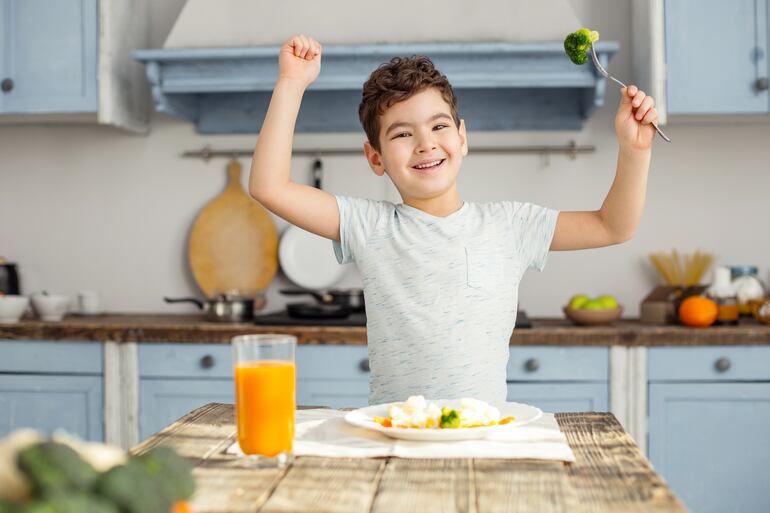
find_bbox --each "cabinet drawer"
[139,344,232,378]
[296,345,369,380]
[507,346,608,381]
[0,340,102,374]
[649,346,770,381]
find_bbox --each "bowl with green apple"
[563,294,623,325]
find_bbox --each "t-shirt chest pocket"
[464,244,511,291]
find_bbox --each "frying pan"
[278,159,345,289]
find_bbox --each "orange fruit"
[678,296,718,327]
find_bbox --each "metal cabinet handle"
[359,358,370,372]
[714,357,731,373]
[524,358,540,372]
[200,355,215,369]
[1,79,12,92]
[757,77,769,91]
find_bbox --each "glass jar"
[730,266,766,315]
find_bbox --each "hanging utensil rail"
[182,141,595,162]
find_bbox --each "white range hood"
[134,0,618,133]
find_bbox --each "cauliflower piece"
[0,429,44,502]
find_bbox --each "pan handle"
[164,297,204,309]
[279,288,329,303]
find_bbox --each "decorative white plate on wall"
[278,225,345,289]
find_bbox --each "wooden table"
[132,403,689,513]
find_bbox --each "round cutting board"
[188,160,278,297]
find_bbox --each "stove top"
[253,310,532,328]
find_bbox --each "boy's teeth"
[414,159,442,169]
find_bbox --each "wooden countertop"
[1,313,769,346]
[131,403,688,513]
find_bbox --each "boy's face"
[364,88,468,203]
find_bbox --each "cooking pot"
[164,292,266,322]
[280,288,364,313]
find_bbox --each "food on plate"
[372,395,515,429]
[563,28,600,65]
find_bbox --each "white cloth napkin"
[227,408,575,462]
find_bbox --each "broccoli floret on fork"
[563,28,600,65]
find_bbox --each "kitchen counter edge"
[1,314,769,346]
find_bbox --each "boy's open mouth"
[411,159,445,174]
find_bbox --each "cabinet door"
[0,374,103,441]
[649,382,770,513]
[139,379,233,441]
[665,0,769,114]
[297,379,369,409]
[506,382,608,413]
[0,0,98,113]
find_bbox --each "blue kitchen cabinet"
[0,0,98,113]
[138,343,370,440]
[138,343,234,441]
[664,0,769,114]
[296,345,369,408]
[648,346,770,513]
[0,340,104,441]
[507,346,609,413]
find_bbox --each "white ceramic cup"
[77,290,101,314]
[31,293,70,321]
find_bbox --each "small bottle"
[707,267,739,326]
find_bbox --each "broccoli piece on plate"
[95,447,194,513]
[440,407,461,429]
[16,442,98,498]
[564,28,600,65]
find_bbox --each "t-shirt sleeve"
[332,195,388,264]
[506,201,560,272]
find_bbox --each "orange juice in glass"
[232,334,296,467]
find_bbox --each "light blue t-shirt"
[332,196,559,405]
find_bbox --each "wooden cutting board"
[188,160,278,297]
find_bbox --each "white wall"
[1,0,769,317]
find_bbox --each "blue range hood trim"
[133,41,618,134]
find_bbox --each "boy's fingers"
[642,108,658,125]
[636,96,654,120]
[619,87,632,105]
[627,85,638,96]
[632,89,646,108]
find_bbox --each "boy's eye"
[393,124,448,139]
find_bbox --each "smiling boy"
[250,34,658,405]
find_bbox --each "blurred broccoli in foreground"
[440,407,461,429]
[564,28,600,65]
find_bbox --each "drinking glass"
[232,334,296,468]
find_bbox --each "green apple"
[582,299,606,310]
[568,294,590,309]
[596,294,619,309]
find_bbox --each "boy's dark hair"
[358,55,460,153]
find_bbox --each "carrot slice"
[171,501,195,513]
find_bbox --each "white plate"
[344,400,543,441]
[278,225,346,289]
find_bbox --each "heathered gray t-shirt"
[332,196,559,405]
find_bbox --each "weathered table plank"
[133,403,689,513]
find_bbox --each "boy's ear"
[363,141,387,177]
[459,118,468,157]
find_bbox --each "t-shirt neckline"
[397,201,468,222]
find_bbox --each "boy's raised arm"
[550,85,656,251]
[249,34,340,241]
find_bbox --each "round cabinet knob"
[714,357,731,373]
[359,358,370,372]
[524,358,540,372]
[757,77,769,91]
[200,355,215,369]
[1,79,13,92]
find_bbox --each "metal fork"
[590,45,671,143]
